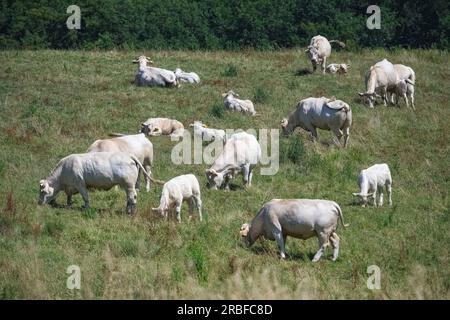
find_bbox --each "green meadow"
[0,49,448,299]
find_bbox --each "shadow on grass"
[248,246,313,262]
[294,68,313,76]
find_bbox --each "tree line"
[0,0,449,50]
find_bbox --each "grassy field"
[0,49,449,299]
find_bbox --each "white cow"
[388,78,415,109]
[281,97,352,148]
[325,63,350,75]
[152,174,202,223]
[222,91,256,116]
[240,199,349,262]
[352,163,393,207]
[140,117,184,139]
[190,121,226,142]
[305,35,345,74]
[38,152,159,214]
[87,133,154,191]
[133,56,178,87]
[174,68,200,84]
[206,132,261,189]
[358,59,399,108]
[388,64,416,109]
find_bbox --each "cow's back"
[263,199,339,239]
[310,35,331,58]
[77,152,137,188]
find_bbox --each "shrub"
[210,103,224,118]
[221,64,238,77]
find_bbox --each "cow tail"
[130,155,165,185]
[335,203,349,228]
[329,40,345,48]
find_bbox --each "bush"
[253,87,270,104]
[221,64,238,77]
[210,103,224,118]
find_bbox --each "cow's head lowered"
[205,166,236,190]
[38,179,55,205]
[305,45,320,65]
[280,118,295,136]
[358,92,381,109]
[239,223,255,247]
[352,192,374,207]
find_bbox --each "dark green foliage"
[221,63,238,77]
[253,87,270,104]
[210,103,224,118]
[0,0,448,50]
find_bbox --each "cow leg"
[307,126,318,143]
[403,93,409,109]
[312,232,330,262]
[78,187,90,209]
[194,194,203,222]
[372,189,377,207]
[144,164,152,192]
[272,229,286,259]
[66,193,73,208]
[382,88,388,106]
[248,166,254,187]
[378,186,384,207]
[321,57,327,74]
[188,197,194,222]
[343,127,350,148]
[331,128,343,147]
[410,93,415,110]
[175,201,182,223]
[330,232,340,261]
[126,188,137,215]
[242,164,251,187]
[387,182,393,206]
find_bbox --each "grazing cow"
[206,132,261,189]
[87,133,154,191]
[281,97,352,148]
[388,78,415,109]
[152,174,202,223]
[190,121,226,142]
[326,63,350,75]
[388,64,416,109]
[140,117,185,139]
[174,68,200,84]
[133,56,178,87]
[358,59,399,108]
[222,91,256,116]
[352,163,392,207]
[240,199,349,262]
[305,35,345,74]
[38,152,161,214]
